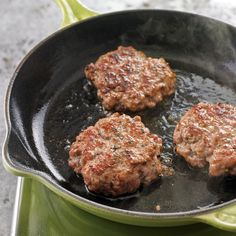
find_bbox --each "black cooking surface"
[42,65,236,213]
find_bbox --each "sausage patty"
[85,46,176,111]
[173,102,236,176]
[69,113,163,197]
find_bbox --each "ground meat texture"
[69,113,163,197]
[173,103,236,176]
[85,46,176,111]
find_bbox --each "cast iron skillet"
[3,0,236,232]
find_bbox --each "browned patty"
[173,102,236,176]
[69,113,163,197]
[85,46,176,111]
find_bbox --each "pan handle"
[55,0,98,27]
[195,204,236,232]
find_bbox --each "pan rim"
[3,8,236,218]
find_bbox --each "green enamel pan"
[3,0,236,232]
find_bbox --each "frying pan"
[3,0,236,232]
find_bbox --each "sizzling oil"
[44,69,236,213]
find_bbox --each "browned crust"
[85,46,176,111]
[173,102,236,176]
[69,113,163,196]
